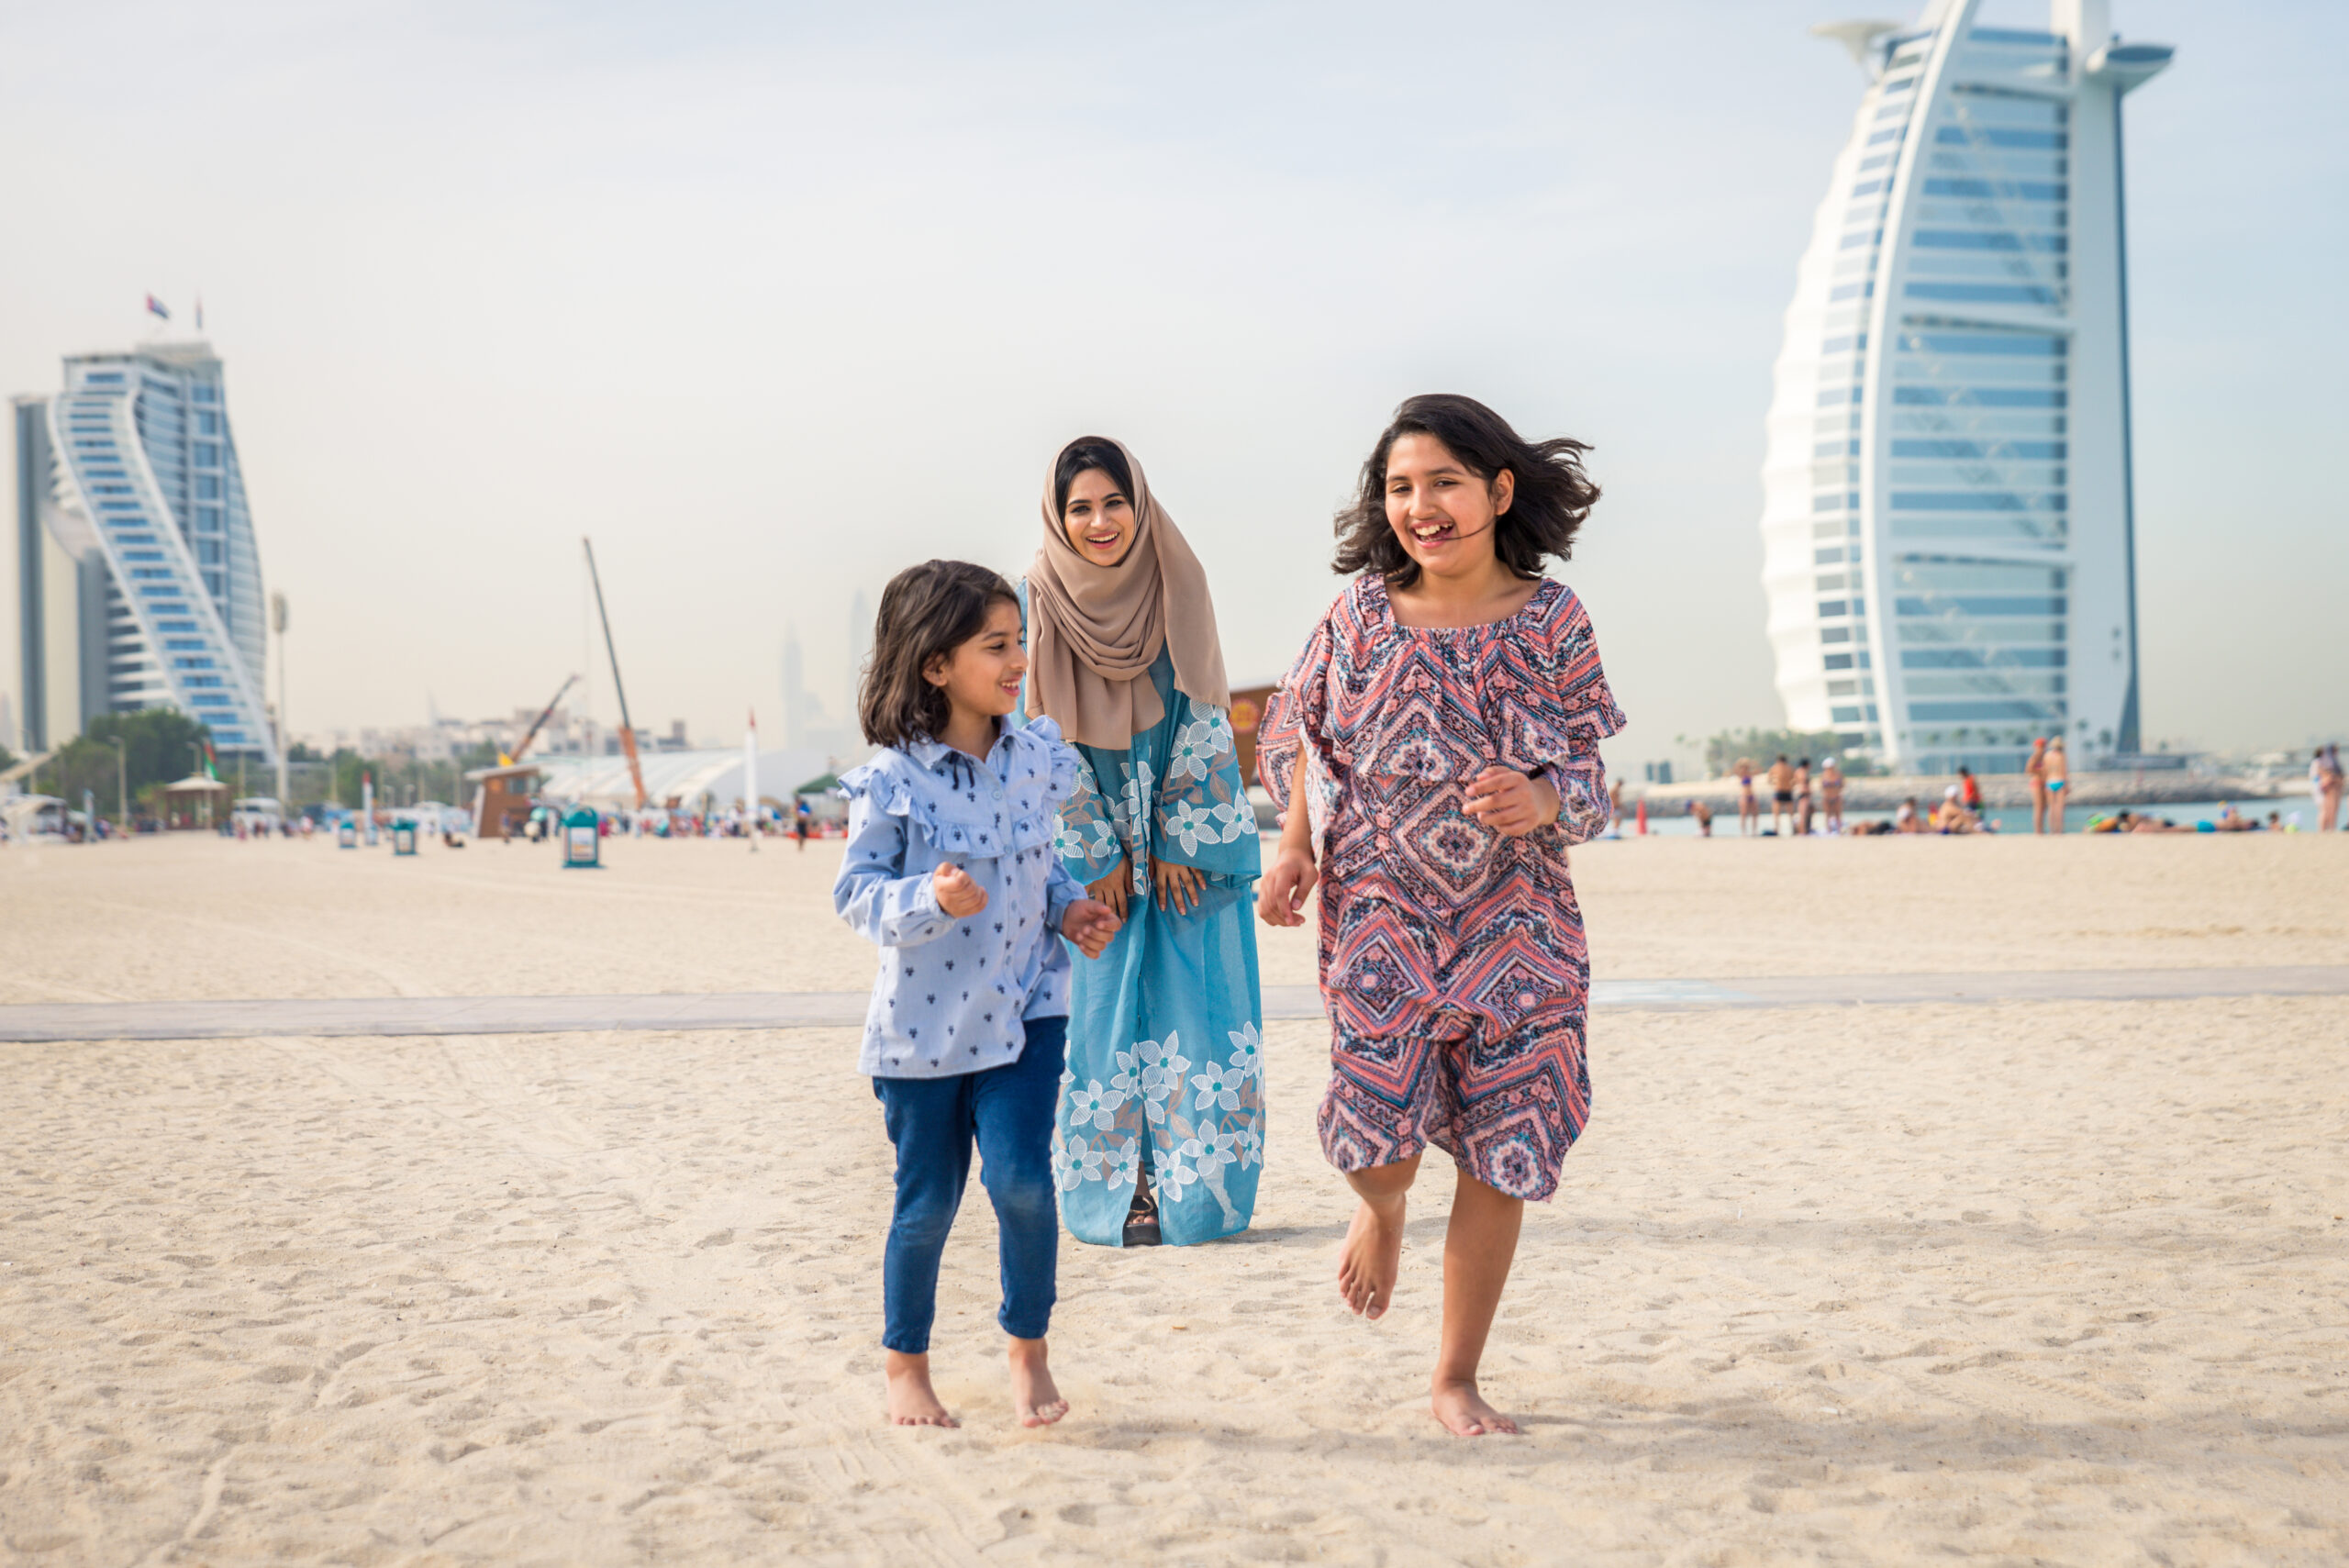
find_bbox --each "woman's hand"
[1256,845,1318,928]
[933,862,987,917]
[1060,898,1122,960]
[1464,767,1560,839]
[1153,861,1204,916]
[1085,856,1129,921]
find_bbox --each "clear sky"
[4,0,2341,767]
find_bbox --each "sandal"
[1122,1170,1162,1248]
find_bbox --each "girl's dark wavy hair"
[1333,394,1600,588]
[857,559,1019,751]
[1052,437,1135,516]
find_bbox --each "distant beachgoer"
[2088,811,2131,834]
[1735,758,1759,837]
[1257,393,1622,1439]
[1959,766,1982,812]
[1794,758,1813,837]
[1933,785,1978,834]
[2314,745,2343,833]
[1820,756,1845,834]
[2044,737,2070,833]
[1895,795,1923,834]
[2026,738,2050,834]
[1767,754,1795,835]
[1687,799,1713,837]
[1025,436,1264,1251]
[794,799,812,851]
[832,560,1121,1430]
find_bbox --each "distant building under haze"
[8,339,276,764]
[1759,0,2171,774]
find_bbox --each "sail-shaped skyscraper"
[1760,0,2170,774]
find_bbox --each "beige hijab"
[1026,438,1230,751]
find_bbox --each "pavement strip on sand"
[2,964,2345,1040]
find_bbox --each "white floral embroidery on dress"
[1165,716,1230,783]
[1158,1140,1200,1203]
[1113,758,1157,892]
[1226,1021,1264,1089]
[1163,797,1228,855]
[1100,1135,1141,1187]
[1134,1032,1190,1126]
[1066,1079,1123,1130]
[1053,1131,1105,1192]
[1190,1060,1247,1114]
[1190,1125,1242,1180]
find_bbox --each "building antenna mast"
[582,538,649,811]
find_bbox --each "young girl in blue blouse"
[834,560,1122,1429]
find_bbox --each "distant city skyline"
[1,1,2341,771]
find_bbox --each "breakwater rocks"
[1642,772,2287,813]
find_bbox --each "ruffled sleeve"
[832,759,953,948]
[1524,587,1625,845]
[1256,595,1345,860]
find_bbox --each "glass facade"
[1758,0,2169,773]
[43,342,275,762]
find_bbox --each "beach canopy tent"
[162,774,228,829]
[534,746,845,814]
[463,762,543,840]
[792,771,850,824]
[3,794,69,840]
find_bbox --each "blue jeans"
[871,1015,1064,1354]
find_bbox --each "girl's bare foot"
[1008,1337,1068,1428]
[885,1351,957,1428]
[1431,1377,1519,1437]
[1337,1194,1406,1318]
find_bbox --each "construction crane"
[501,673,578,766]
[583,537,649,810]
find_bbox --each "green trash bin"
[562,806,602,870]
[393,820,418,856]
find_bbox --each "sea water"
[1626,800,2303,838]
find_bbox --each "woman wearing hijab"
[1027,437,1264,1247]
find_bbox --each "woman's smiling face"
[1062,467,1137,567]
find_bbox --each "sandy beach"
[4,832,2345,1564]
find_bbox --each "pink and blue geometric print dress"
[1258,574,1624,1201]
[1040,645,1265,1247]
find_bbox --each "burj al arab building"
[1760,0,2171,774]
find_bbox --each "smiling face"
[1062,467,1138,567]
[1384,432,1515,581]
[922,597,1027,722]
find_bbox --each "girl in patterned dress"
[1257,395,1623,1438]
[1025,438,1265,1248]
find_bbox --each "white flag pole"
[745,708,759,852]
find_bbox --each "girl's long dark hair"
[1333,394,1599,588]
[858,559,1019,750]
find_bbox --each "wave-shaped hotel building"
[1760,0,2171,774]
[9,338,276,765]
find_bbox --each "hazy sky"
[4,0,2342,767]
